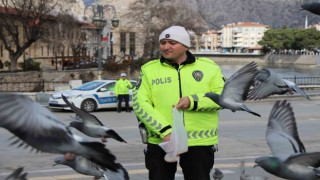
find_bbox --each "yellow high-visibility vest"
[133,54,225,146]
[115,79,132,95]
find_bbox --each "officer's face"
[160,39,188,64]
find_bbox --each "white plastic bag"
[159,108,188,162]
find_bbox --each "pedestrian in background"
[115,73,133,113]
[133,25,225,180]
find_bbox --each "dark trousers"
[117,94,130,112]
[145,143,216,180]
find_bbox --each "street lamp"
[84,3,119,80]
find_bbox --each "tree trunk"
[9,50,23,71]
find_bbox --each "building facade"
[219,22,269,53]
[0,1,271,72]
[199,30,220,52]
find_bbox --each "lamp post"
[84,3,119,80]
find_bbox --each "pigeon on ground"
[204,61,261,117]
[248,68,310,100]
[53,154,129,180]
[5,167,27,180]
[0,93,120,172]
[61,95,127,143]
[212,168,224,180]
[240,161,268,180]
[255,100,320,179]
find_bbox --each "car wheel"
[81,99,96,112]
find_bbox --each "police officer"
[115,73,133,112]
[133,26,225,180]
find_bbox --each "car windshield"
[74,81,105,91]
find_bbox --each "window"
[41,46,44,56]
[120,32,126,53]
[102,82,116,91]
[129,32,135,55]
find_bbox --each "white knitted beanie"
[159,26,191,47]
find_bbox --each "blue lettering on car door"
[93,94,117,104]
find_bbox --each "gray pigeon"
[300,2,320,16]
[212,168,224,180]
[0,93,120,172]
[53,155,129,180]
[255,100,320,180]
[240,161,268,180]
[204,61,261,117]
[248,68,310,100]
[62,94,127,143]
[5,167,27,180]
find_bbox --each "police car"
[48,80,136,112]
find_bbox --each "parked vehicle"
[48,80,136,112]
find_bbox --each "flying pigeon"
[300,2,320,16]
[255,100,320,179]
[240,161,268,180]
[61,94,127,143]
[204,61,261,117]
[0,93,120,172]
[5,167,27,180]
[247,68,310,100]
[53,154,129,180]
[212,168,224,180]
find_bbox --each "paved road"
[0,96,319,180]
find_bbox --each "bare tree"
[0,0,61,70]
[47,13,87,58]
[123,0,208,60]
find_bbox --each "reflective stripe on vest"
[187,128,218,139]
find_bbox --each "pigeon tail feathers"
[103,163,129,180]
[79,142,119,172]
[106,130,127,143]
[241,105,261,117]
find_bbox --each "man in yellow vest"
[115,73,133,113]
[133,25,225,180]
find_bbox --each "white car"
[48,80,136,112]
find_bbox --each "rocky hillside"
[197,0,318,28]
[82,0,319,29]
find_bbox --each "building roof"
[224,22,269,28]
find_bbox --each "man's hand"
[175,96,190,110]
[163,134,171,142]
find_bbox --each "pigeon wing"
[283,79,310,100]
[285,152,320,167]
[266,100,306,160]
[5,167,27,180]
[0,94,74,152]
[248,69,286,100]
[62,94,103,126]
[74,156,105,176]
[0,94,120,171]
[222,61,258,102]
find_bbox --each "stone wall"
[200,54,319,66]
[0,67,139,92]
[0,54,319,92]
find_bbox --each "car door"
[95,82,118,109]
